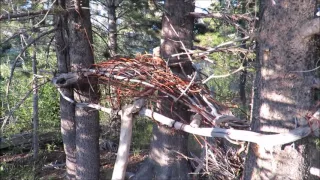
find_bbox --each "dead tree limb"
[53,85,320,150]
[0,131,60,150]
[1,80,49,132]
[296,18,320,40]
[0,10,50,21]
[112,99,145,180]
[188,12,257,22]
[6,28,56,96]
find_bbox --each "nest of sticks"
[53,55,249,179]
[72,55,249,129]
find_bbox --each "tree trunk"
[54,0,76,179]
[244,1,320,179]
[238,0,247,109]
[67,0,100,179]
[106,0,121,57]
[55,0,100,179]
[32,34,39,160]
[134,0,195,179]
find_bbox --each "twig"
[199,93,220,117]
[1,80,50,132]
[188,12,256,22]
[164,15,193,62]
[0,10,50,21]
[176,71,198,102]
[290,60,320,73]
[202,66,244,84]
[34,0,56,27]
[1,30,27,45]
[6,28,56,96]
[172,36,250,58]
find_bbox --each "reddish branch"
[53,55,248,128]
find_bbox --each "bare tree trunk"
[67,0,100,179]
[54,0,76,179]
[32,37,39,160]
[134,1,195,179]
[106,0,122,57]
[244,1,320,179]
[238,0,248,116]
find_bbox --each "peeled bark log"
[112,99,145,180]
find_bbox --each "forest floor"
[0,147,148,179]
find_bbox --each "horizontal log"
[0,10,50,21]
[0,131,60,150]
[54,78,320,148]
[188,12,257,21]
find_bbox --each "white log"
[112,99,145,180]
[138,108,317,147]
[56,88,319,150]
[310,167,320,178]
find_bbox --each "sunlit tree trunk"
[134,0,195,179]
[32,33,39,160]
[238,0,248,109]
[67,0,100,179]
[54,0,76,179]
[244,1,320,179]
[55,0,100,179]
[106,0,122,57]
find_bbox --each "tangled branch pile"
[69,55,248,129]
[53,55,254,178]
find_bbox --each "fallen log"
[0,131,61,150]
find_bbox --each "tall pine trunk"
[54,0,76,179]
[55,0,100,179]
[67,0,100,179]
[32,34,39,160]
[106,0,121,57]
[134,0,195,179]
[244,1,320,179]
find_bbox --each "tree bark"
[54,0,76,179]
[134,0,195,179]
[66,0,100,179]
[0,10,50,21]
[106,0,122,57]
[55,0,100,179]
[32,33,39,160]
[238,0,248,111]
[244,1,320,180]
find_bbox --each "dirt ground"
[0,148,148,180]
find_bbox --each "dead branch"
[202,66,245,84]
[296,18,320,40]
[0,131,60,150]
[188,12,257,22]
[1,80,50,132]
[112,99,145,180]
[52,56,319,148]
[0,10,50,21]
[57,87,320,150]
[172,36,251,58]
[6,28,56,96]
[1,30,27,45]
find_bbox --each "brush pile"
[66,55,249,129]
